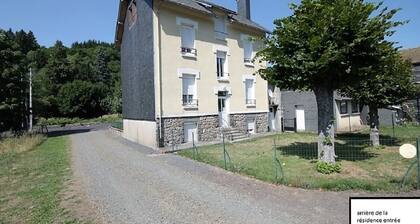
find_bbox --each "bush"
[316,161,342,174]
[57,80,107,118]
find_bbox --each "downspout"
[157,3,164,146]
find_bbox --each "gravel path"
[70,130,418,224]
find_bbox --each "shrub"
[316,161,342,174]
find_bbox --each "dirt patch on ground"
[59,175,103,224]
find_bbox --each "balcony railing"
[246,99,256,106]
[182,98,199,107]
[244,58,252,64]
[217,72,230,80]
[181,47,197,56]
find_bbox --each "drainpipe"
[157,4,164,146]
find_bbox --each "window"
[182,74,197,107]
[351,101,360,114]
[414,66,420,83]
[245,79,256,106]
[180,25,196,57]
[339,101,348,115]
[214,16,227,40]
[216,51,228,80]
[128,0,137,30]
[243,40,253,64]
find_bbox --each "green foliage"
[257,0,405,133]
[57,80,107,118]
[316,161,342,174]
[0,29,37,132]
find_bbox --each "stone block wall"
[230,113,268,134]
[256,113,269,133]
[161,115,219,146]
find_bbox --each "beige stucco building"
[116,0,269,148]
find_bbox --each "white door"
[247,118,256,134]
[295,106,305,132]
[184,122,198,143]
[218,92,229,128]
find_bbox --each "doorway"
[295,105,306,132]
[218,91,229,128]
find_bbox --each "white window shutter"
[246,79,255,100]
[181,26,194,49]
[244,41,253,60]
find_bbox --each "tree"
[0,30,27,132]
[341,46,419,145]
[95,48,111,85]
[57,81,107,118]
[257,0,404,163]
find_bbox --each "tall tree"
[0,30,27,132]
[341,46,418,145]
[257,0,404,162]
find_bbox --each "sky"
[0,0,419,49]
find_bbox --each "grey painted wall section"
[121,0,156,121]
[281,91,318,132]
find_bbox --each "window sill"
[244,62,255,67]
[215,32,227,41]
[246,104,257,108]
[183,105,199,110]
[217,77,230,82]
[181,52,197,59]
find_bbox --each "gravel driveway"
[70,130,417,224]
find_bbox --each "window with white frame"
[182,74,197,107]
[339,101,348,115]
[245,79,256,105]
[216,51,228,79]
[180,25,196,56]
[243,39,253,64]
[214,16,227,40]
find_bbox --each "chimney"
[236,0,251,20]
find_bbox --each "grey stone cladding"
[230,113,268,134]
[161,115,219,146]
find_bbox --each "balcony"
[246,99,256,107]
[181,47,197,58]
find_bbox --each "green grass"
[0,136,88,223]
[179,129,420,192]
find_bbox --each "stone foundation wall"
[230,114,247,133]
[230,113,268,134]
[255,113,269,133]
[160,115,219,146]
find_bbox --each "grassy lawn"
[0,135,89,223]
[179,127,420,192]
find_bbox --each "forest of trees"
[0,29,121,132]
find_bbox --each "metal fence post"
[223,133,227,170]
[392,113,396,140]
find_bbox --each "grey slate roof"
[164,0,269,32]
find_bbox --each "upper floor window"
[241,35,254,66]
[177,17,198,58]
[128,0,137,30]
[214,16,227,40]
[339,101,348,115]
[216,51,228,80]
[182,74,198,107]
[245,78,256,106]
